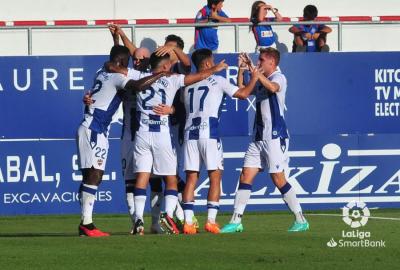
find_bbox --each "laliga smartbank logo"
[326,200,385,248]
[342,200,370,228]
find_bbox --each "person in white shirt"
[221,47,309,233]
[132,51,228,235]
[77,45,167,237]
[180,48,261,234]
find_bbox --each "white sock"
[150,191,163,225]
[80,184,98,225]
[126,192,135,224]
[230,183,252,224]
[183,201,194,225]
[134,188,147,222]
[165,190,178,218]
[175,200,185,221]
[207,201,219,223]
[280,182,306,223]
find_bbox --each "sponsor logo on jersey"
[189,121,208,131]
[141,118,168,126]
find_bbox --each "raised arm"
[210,9,231,23]
[258,73,280,93]
[268,5,283,22]
[105,61,167,92]
[237,68,246,89]
[320,25,332,34]
[172,47,191,70]
[108,24,120,46]
[125,72,167,92]
[233,66,260,99]
[195,11,209,23]
[183,60,228,86]
[155,46,191,71]
[237,53,250,88]
[289,25,302,35]
[111,24,137,56]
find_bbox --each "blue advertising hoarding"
[1,52,400,215]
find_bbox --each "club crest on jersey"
[97,159,103,167]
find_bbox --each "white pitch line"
[197,196,400,205]
[307,213,400,221]
[348,149,400,156]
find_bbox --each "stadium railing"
[0,16,399,54]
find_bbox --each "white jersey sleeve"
[81,69,129,135]
[215,76,239,97]
[112,73,130,90]
[127,68,152,81]
[172,74,185,90]
[269,72,287,93]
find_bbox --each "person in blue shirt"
[289,5,332,52]
[250,1,282,51]
[194,0,231,52]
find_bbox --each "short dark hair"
[259,47,280,65]
[109,45,130,67]
[165,34,185,49]
[207,0,224,8]
[303,5,318,20]
[149,52,170,70]
[191,48,213,70]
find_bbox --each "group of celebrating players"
[76,23,309,237]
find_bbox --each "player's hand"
[213,60,228,72]
[111,24,124,36]
[155,45,174,57]
[210,9,219,20]
[303,33,312,40]
[312,32,320,40]
[238,53,249,70]
[108,24,116,34]
[249,65,263,79]
[241,53,255,69]
[83,93,93,105]
[152,104,174,115]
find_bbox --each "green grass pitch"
[0,209,399,270]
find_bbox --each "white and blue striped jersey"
[121,69,151,140]
[136,74,185,132]
[81,68,129,136]
[183,75,238,140]
[253,70,289,141]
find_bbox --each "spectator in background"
[132,47,151,72]
[250,1,283,51]
[194,0,231,52]
[289,5,332,52]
